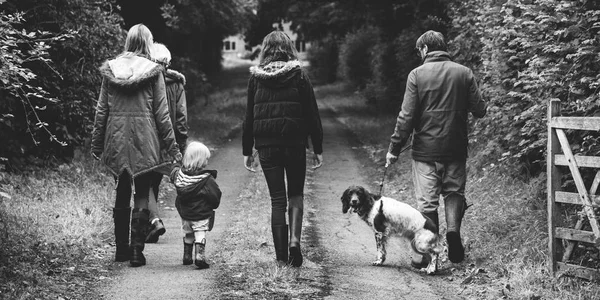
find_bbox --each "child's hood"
[174,169,217,192]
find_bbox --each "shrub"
[306,35,339,84]
[449,0,600,178]
[338,26,379,90]
[0,0,125,169]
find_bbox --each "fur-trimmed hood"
[100,55,164,90]
[250,60,302,88]
[165,69,186,85]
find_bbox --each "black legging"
[114,172,153,209]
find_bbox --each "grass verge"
[318,83,600,300]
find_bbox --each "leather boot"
[445,194,466,263]
[183,239,193,265]
[272,225,289,264]
[194,239,209,269]
[288,206,303,267]
[113,207,131,262]
[411,210,438,269]
[130,208,149,267]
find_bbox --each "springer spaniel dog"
[341,185,443,274]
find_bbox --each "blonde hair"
[121,24,153,58]
[182,141,211,171]
[258,31,298,66]
[151,42,171,65]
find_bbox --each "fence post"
[547,98,561,274]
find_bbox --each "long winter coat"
[154,69,188,176]
[388,51,487,162]
[91,55,180,178]
[242,60,323,156]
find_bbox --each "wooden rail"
[547,98,600,281]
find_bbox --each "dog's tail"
[373,200,386,233]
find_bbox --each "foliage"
[338,27,379,90]
[448,0,600,177]
[0,12,71,162]
[306,35,339,84]
[0,0,125,169]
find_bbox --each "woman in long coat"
[91,24,181,267]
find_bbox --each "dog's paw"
[425,256,438,275]
[372,259,384,266]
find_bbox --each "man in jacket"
[385,31,487,267]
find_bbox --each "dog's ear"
[341,188,350,213]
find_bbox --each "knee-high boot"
[272,225,288,264]
[288,206,303,267]
[130,208,149,267]
[445,193,466,263]
[411,210,438,269]
[113,207,131,262]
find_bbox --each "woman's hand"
[312,153,323,169]
[244,155,255,172]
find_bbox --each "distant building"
[222,21,310,60]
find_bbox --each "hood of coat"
[250,60,302,88]
[165,69,186,85]
[100,55,164,90]
[174,169,217,193]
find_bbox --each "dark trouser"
[258,147,306,264]
[258,147,306,227]
[114,172,153,210]
[148,172,163,221]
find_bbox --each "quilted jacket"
[389,51,487,161]
[242,60,323,156]
[154,69,188,176]
[91,54,180,178]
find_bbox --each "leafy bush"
[338,27,379,90]
[0,0,124,169]
[306,35,339,84]
[449,0,600,177]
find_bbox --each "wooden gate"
[547,99,600,281]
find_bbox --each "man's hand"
[244,155,256,172]
[312,153,323,169]
[385,152,398,167]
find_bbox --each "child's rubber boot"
[183,239,193,265]
[194,239,209,269]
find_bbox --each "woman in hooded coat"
[91,24,182,267]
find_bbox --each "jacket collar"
[166,69,186,85]
[423,51,452,64]
[100,55,164,90]
[250,60,302,79]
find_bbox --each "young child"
[170,141,221,269]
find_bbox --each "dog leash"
[379,143,412,196]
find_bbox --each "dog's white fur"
[341,185,443,274]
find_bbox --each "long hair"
[258,31,299,66]
[120,24,153,59]
[182,141,211,172]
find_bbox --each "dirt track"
[99,90,468,300]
